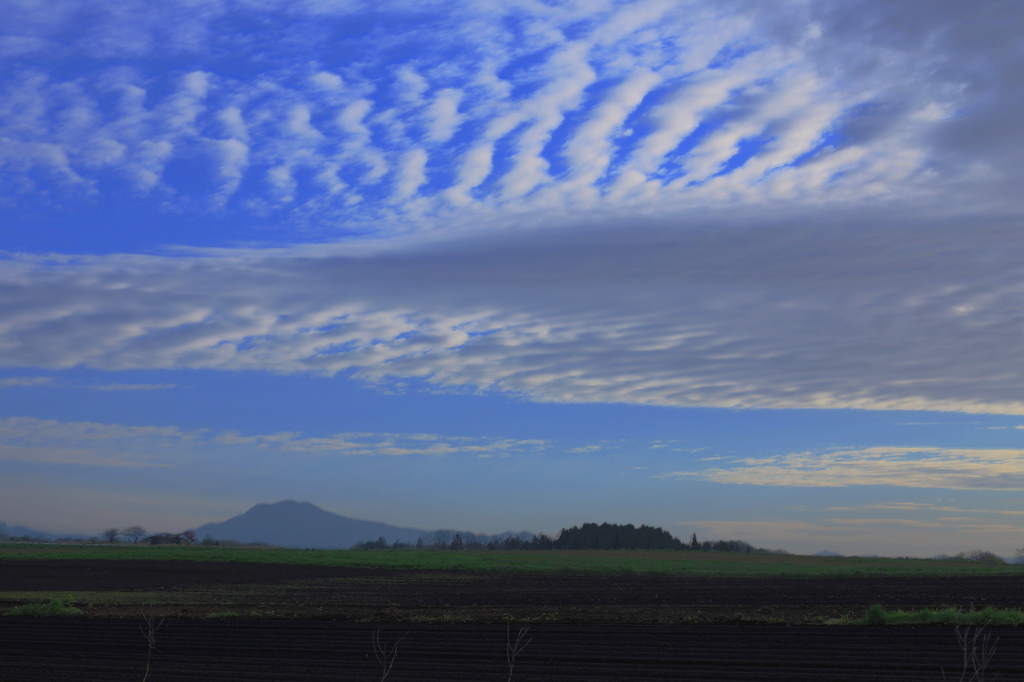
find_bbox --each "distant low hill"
[0,521,87,541]
[194,500,429,549]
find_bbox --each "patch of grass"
[844,604,1024,626]
[5,596,83,616]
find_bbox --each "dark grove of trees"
[555,522,686,550]
[552,523,761,552]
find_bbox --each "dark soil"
[1,560,1022,680]
[3,619,1023,681]
[2,559,1022,623]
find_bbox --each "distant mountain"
[194,500,429,549]
[0,521,87,541]
[813,550,842,557]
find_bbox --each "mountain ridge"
[194,500,431,549]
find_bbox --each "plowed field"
[1,559,1022,680]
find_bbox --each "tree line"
[354,522,781,553]
[98,527,232,546]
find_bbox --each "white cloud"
[0,444,170,469]
[285,104,322,140]
[88,383,177,391]
[2,216,1024,416]
[394,148,428,200]
[208,137,249,203]
[663,446,1024,490]
[0,415,544,466]
[395,66,428,103]
[445,143,494,205]
[310,70,344,93]
[424,88,463,143]
[1,1,1019,223]
[0,377,53,388]
[0,416,201,445]
[337,99,372,137]
[561,69,662,194]
[497,41,597,200]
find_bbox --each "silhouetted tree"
[181,530,198,545]
[503,535,524,550]
[147,532,182,545]
[122,526,147,544]
[528,534,554,550]
[429,530,454,549]
[951,550,1005,564]
[101,528,120,543]
[353,536,390,550]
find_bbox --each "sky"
[2,0,1023,557]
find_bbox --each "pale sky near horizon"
[2,0,1024,557]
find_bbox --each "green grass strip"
[1,544,1021,578]
[851,604,1024,626]
[5,597,84,617]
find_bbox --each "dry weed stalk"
[943,623,998,682]
[372,629,407,681]
[139,610,165,682]
[506,625,532,682]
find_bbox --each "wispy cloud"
[3,217,1024,415]
[0,416,546,467]
[0,416,203,444]
[88,383,177,391]
[2,0,1020,230]
[661,446,1024,490]
[826,502,1024,516]
[0,377,53,388]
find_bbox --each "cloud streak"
[3,214,1024,415]
[0,416,546,468]
[663,445,1024,490]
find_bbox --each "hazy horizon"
[2,0,1023,559]
[0,498,985,559]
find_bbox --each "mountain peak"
[197,501,426,548]
[252,500,320,511]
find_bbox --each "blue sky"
[3,0,1024,556]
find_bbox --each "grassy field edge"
[2,543,1020,578]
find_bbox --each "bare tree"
[101,528,120,543]
[122,526,147,544]
[181,530,198,545]
[429,530,454,549]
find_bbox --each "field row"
[3,619,1022,681]
[4,560,1024,625]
